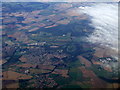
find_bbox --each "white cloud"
[80,3,118,52]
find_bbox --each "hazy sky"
[2,0,119,2]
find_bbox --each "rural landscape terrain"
[1,2,119,89]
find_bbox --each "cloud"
[79,3,118,52]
